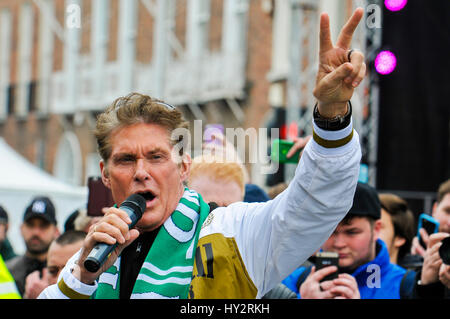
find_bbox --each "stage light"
[385,0,407,12]
[375,50,397,75]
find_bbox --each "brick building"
[0,0,359,188]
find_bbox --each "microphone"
[84,194,146,273]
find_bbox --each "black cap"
[347,182,381,220]
[23,196,57,225]
[0,205,8,223]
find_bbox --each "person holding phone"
[411,179,450,257]
[283,183,416,299]
[40,8,364,299]
[411,179,450,298]
[412,232,450,298]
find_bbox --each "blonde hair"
[188,154,246,197]
[94,93,189,163]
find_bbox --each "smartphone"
[417,213,440,249]
[270,139,302,164]
[315,251,339,282]
[87,176,115,217]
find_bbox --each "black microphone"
[84,194,146,273]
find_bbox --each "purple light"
[385,0,407,11]
[375,51,397,75]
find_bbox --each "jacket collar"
[351,239,391,284]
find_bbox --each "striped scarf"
[93,188,210,299]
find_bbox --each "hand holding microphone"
[73,194,146,284]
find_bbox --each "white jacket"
[40,120,361,299]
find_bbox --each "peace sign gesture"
[313,8,366,118]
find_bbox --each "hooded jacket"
[283,239,415,299]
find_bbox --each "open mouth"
[136,191,156,205]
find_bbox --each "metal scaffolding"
[285,0,318,181]
[355,0,383,187]
[284,0,383,185]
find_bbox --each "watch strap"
[313,101,352,131]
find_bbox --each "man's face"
[189,175,243,207]
[432,193,450,234]
[20,218,58,256]
[322,216,379,270]
[101,123,190,232]
[47,241,84,285]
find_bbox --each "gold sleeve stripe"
[313,128,354,148]
[58,278,91,299]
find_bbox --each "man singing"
[40,8,365,299]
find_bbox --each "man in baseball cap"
[6,196,59,296]
[22,196,57,226]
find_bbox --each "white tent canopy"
[0,138,88,255]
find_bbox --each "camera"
[439,237,450,265]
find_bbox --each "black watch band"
[313,101,352,131]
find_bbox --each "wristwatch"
[313,101,352,131]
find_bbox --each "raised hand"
[313,8,366,118]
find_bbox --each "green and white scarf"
[93,188,210,299]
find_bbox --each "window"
[63,0,82,113]
[0,8,12,119]
[27,81,37,113]
[16,2,34,116]
[187,0,211,57]
[91,0,109,100]
[6,85,15,115]
[37,0,56,114]
[268,0,291,81]
[117,0,137,95]
[53,132,82,186]
[222,0,249,53]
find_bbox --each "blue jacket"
[282,239,415,299]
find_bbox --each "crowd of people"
[1,175,449,299]
[0,8,449,300]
